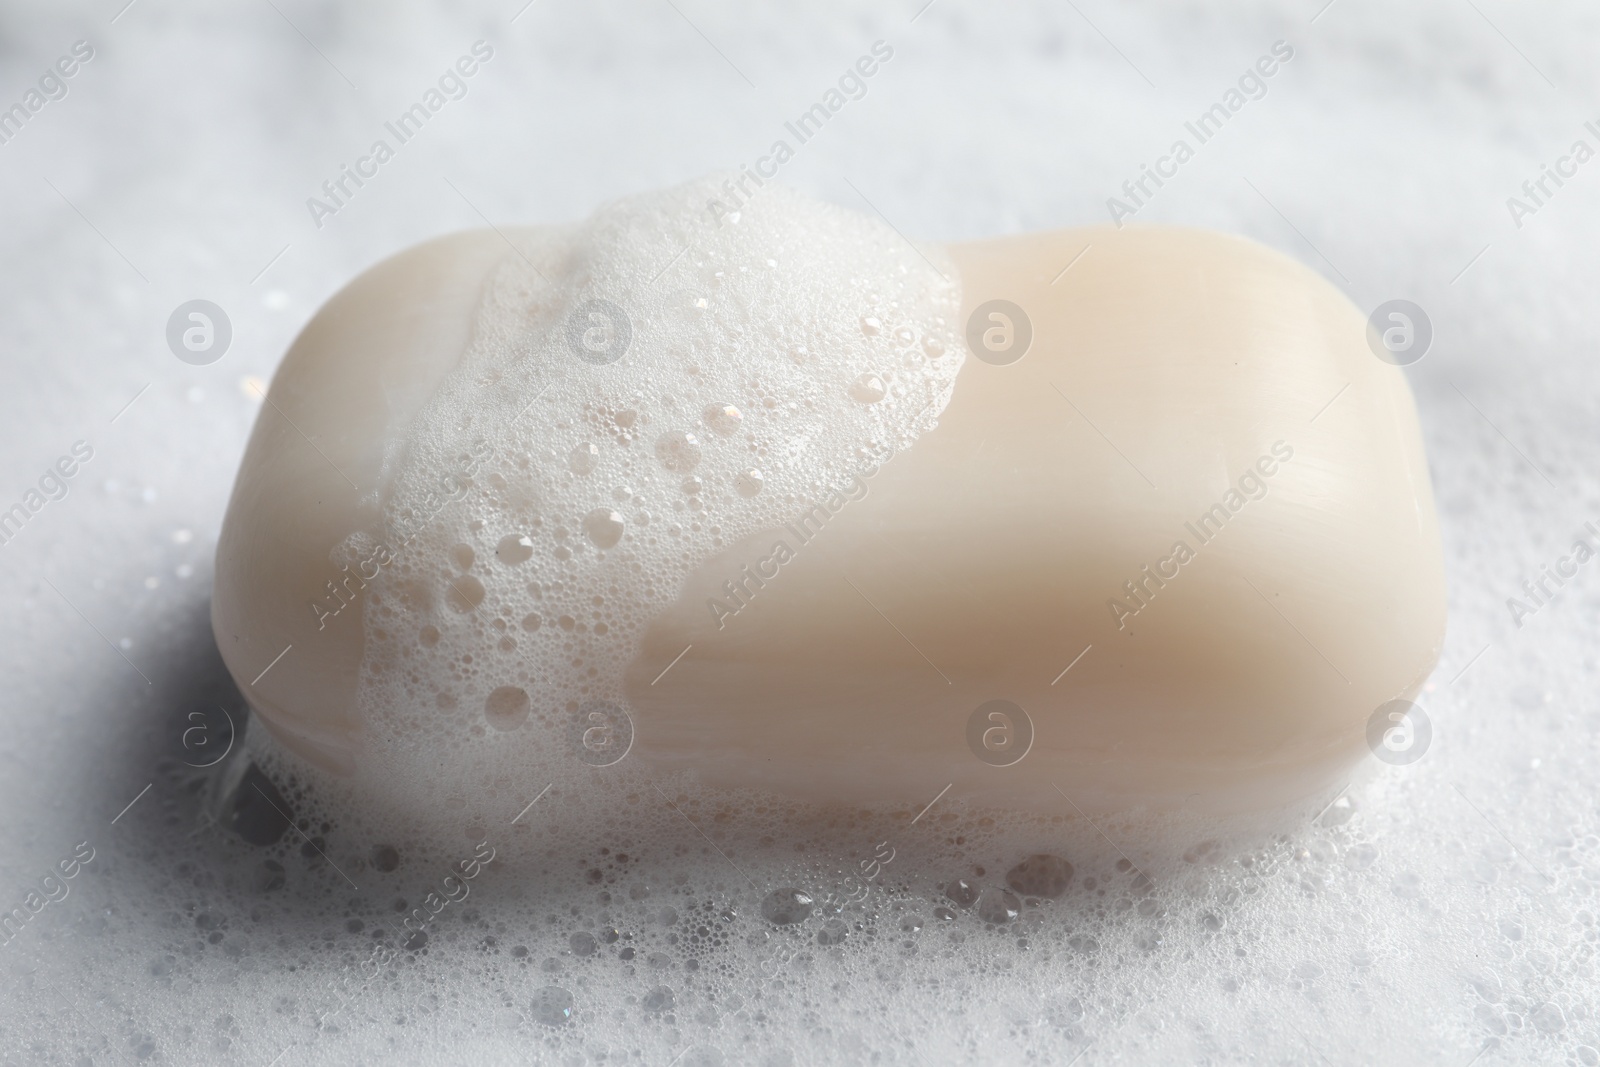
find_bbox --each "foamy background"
[0,0,1597,1063]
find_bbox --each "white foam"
[5,3,1596,1064]
[308,174,962,844]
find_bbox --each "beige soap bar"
[627,228,1446,812]
[213,207,1445,815]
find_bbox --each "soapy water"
[5,1,1600,1060]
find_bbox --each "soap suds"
[296,174,963,841]
[2,2,1597,1065]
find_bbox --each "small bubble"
[569,443,601,475]
[817,918,849,946]
[569,932,597,957]
[485,686,531,731]
[734,469,764,497]
[923,336,945,359]
[450,543,475,570]
[849,373,886,404]
[1005,854,1073,898]
[370,845,400,872]
[530,986,574,1027]
[521,613,542,632]
[945,879,980,909]
[704,403,743,436]
[760,888,814,925]
[446,575,486,612]
[497,535,534,564]
[419,625,440,648]
[976,889,1021,925]
[860,315,883,336]
[656,430,703,472]
[682,477,703,495]
[582,508,626,549]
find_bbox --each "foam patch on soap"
[274,174,963,840]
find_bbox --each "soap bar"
[211,178,1445,820]
[628,228,1446,813]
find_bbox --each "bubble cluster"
[309,174,962,841]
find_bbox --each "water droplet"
[655,430,702,472]
[450,543,475,570]
[569,443,600,475]
[582,508,625,549]
[923,336,945,358]
[530,986,574,1027]
[704,403,743,436]
[849,373,886,404]
[860,315,882,336]
[734,469,764,497]
[370,845,400,872]
[484,686,530,731]
[496,534,534,565]
[894,325,916,346]
[446,575,486,612]
[760,888,814,925]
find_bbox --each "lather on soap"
[211,176,1445,826]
